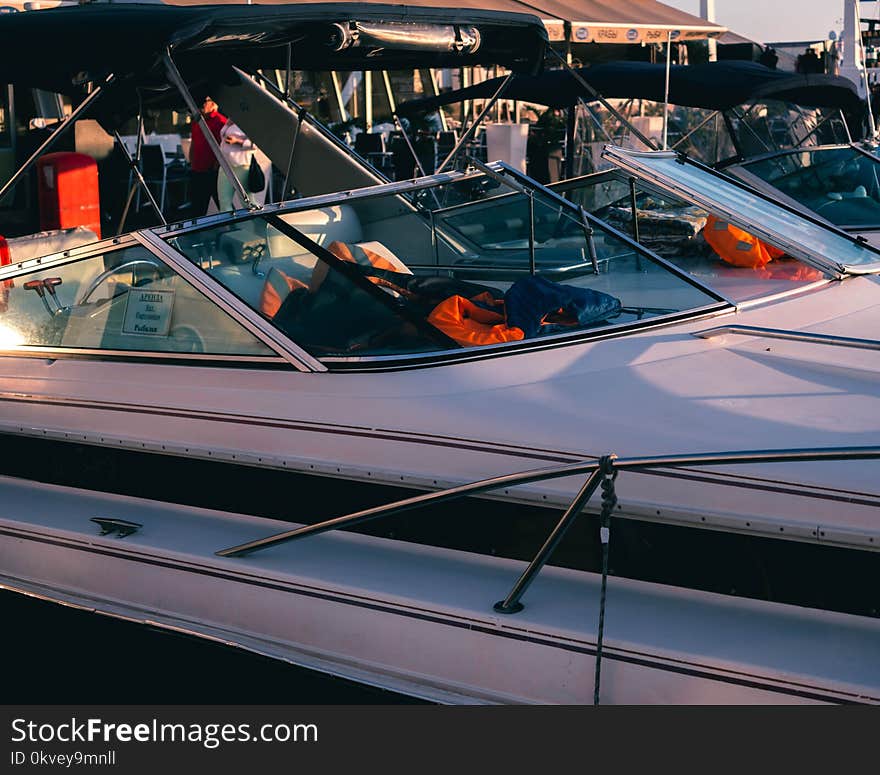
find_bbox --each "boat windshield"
[552,171,832,304]
[726,104,851,158]
[730,146,880,230]
[164,167,724,361]
[603,147,880,275]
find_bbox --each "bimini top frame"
[0,2,548,229]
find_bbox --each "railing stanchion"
[593,455,618,705]
[494,462,610,614]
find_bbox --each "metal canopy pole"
[384,71,428,179]
[113,129,166,227]
[662,31,673,150]
[436,71,515,174]
[426,68,448,132]
[284,42,292,99]
[117,104,146,234]
[860,22,878,138]
[0,73,115,205]
[393,115,426,177]
[330,71,348,122]
[281,103,307,202]
[841,108,854,144]
[364,70,373,132]
[578,96,614,143]
[162,50,256,211]
[547,47,658,150]
[565,102,576,178]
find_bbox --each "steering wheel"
[168,324,206,353]
[76,260,165,305]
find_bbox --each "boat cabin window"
[0,244,274,357]
[732,147,880,229]
[166,171,723,360]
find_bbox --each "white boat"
[1,137,879,703]
[1,4,879,705]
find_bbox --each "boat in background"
[397,61,880,245]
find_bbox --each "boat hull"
[1,474,877,705]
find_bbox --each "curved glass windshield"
[0,244,275,356]
[737,147,880,228]
[604,148,880,275]
[551,172,831,303]
[165,169,724,361]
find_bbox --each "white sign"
[122,288,174,336]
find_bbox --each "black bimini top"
[0,3,547,94]
[398,60,864,114]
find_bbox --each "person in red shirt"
[188,95,227,216]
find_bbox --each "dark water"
[1,590,428,704]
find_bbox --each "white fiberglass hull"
[1,475,877,705]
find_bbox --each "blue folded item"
[504,275,622,338]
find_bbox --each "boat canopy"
[0,3,547,94]
[144,0,726,45]
[397,61,865,114]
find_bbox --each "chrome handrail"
[216,444,880,706]
[217,445,880,560]
[694,324,880,351]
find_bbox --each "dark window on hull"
[1,433,876,619]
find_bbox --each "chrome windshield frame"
[152,168,484,241]
[491,160,735,306]
[133,231,325,372]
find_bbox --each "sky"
[661,0,855,45]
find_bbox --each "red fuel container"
[36,151,101,239]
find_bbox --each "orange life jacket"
[704,214,785,269]
[259,267,307,318]
[310,240,407,294]
[427,294,524,346]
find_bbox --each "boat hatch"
[603,146,880,276]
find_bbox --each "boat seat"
[267,205,363,259]
[826,185,868,201]
[257,238,410,318]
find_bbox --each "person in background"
[759,46,778,69]
[188,95,227,216]
[217,121,271,211]
[797,47,822,74]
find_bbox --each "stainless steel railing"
[216,444,880,705]
[694,324,880,351]
[217,445,880,566]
